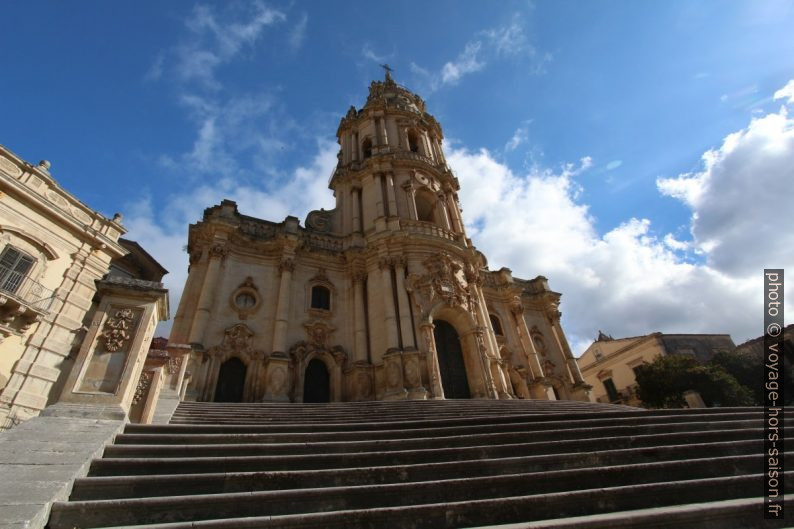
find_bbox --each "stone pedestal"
[349,361,374,401]
[58,277,168,419]
[529,378,557,400]
[382,349,407,400]
[569,381,593,402]
[402,348,428,400]
[262,353,290,402]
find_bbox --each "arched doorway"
[433,320,471,398]
[214,357,246,402]
[303,358,330,403]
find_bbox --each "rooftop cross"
[380,63,394,81]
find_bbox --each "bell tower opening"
[303,358,330,403]
[433,320,471,399]
[415,189,436,224]
[214,357,246,402]
[407,130,420,153]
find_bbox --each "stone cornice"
[0,145,127,258]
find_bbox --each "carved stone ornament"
[543,359,556,377]
[279,258,295,273]
[209,323,255,357]
[406,254,473,313]
[166,354,183,375]
[306,209,333,233]
[289,340,348,368]
[132,370,154,405]
[208,243,229,259]
[304,320,335,348]
[101,308,136,352]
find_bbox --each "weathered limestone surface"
[0,403,125,529]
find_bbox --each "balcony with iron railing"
[0,266,55,336]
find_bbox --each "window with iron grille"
[0,246,35,295]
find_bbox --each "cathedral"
[169,72,591,404]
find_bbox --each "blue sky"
[2,1,792,352]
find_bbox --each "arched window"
[489,314,503,336]
[362,137,373,159]
[407,130,420,153]
[0,245,35,295]
[415,190,435,223]
[311,285,331,310]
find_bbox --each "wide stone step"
[474,497,793,529]
[115,411,771,443]
[49,472,790,529]
[102,420,780,459]
[88,428,763,476]
[128,408,776,434]
[68,448,770,500]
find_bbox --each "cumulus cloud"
[447,83,793,353]
[657,102,794,276]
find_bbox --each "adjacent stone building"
[577,330,736,406]
[0,144,169,429]
[170,73,591,403]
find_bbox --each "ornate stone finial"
[112,213,123,223]
[38,160,51,171]
[380,63,394,82]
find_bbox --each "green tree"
[710,349,794,405]
[635,354,753,408]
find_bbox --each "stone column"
[385,172,398,218]
[380,258,399,351]
[379,116,389,147]
[446,192,464,234]
[402,182,418,220]
[374,173,386,219]
[420,322,444,399]
[512,304,544,380]
[353,271,368,362]
[351,187,362,233]
[436,193,453,231]
[188,243,227,345]
[550,319,585,384]
[271,258,295,354]
[393,258,415,349]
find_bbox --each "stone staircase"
[47,400,792,528]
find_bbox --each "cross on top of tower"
[380,63,394,82]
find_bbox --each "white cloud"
[166,2,286,89]
[289,13,308,51]
[773,80,794,104]
[505,125,529,152]
[127,140,338,336]
[162,92,286,177]
[412,13,548,92]
[362,43,391,64]
[447,87,793,353]
[657,100,794,276]
[441,42,485,85]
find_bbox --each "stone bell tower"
[170,71,591,403]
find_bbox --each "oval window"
[235,292,256,309]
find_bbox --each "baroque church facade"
[170,73,591,404]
